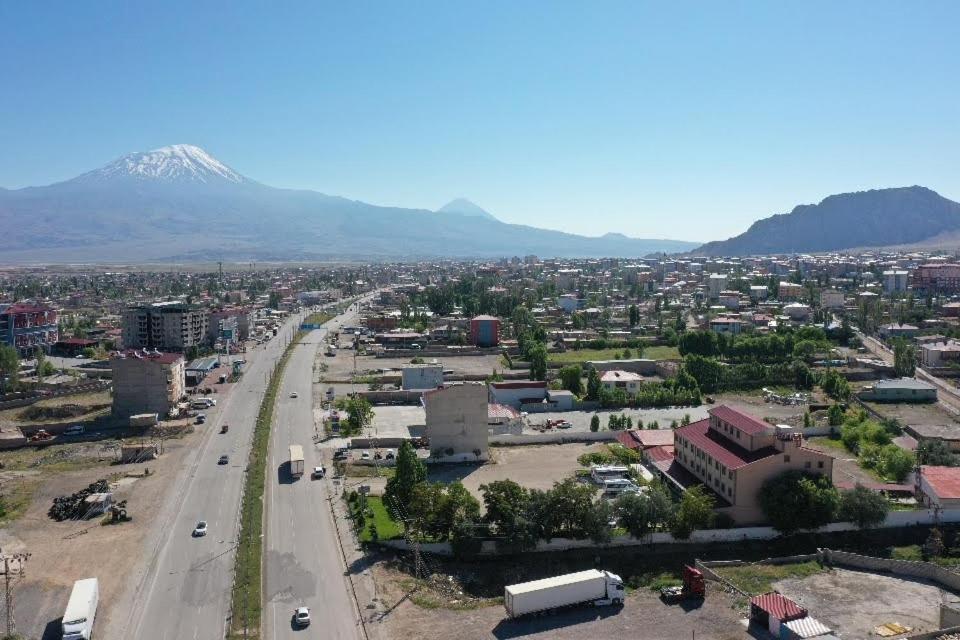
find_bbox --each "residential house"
[918,466,960,510]
[601,370,643,394]
[859,378,937,403]
[921,341,960,369]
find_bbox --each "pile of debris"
[49,479,111,521]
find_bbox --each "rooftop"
[871,378,937,391]
[751,592,807,620]
[676,418,777,470]
[601,370,643,383]
[113,349,183,365]
[708,405,771,436]
[922,465,960,499]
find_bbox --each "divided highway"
[116,300,361,640]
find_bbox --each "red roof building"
[667,405,834,524]
[920,465,960,509]
[750,593,807,627]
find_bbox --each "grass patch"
[343,464,396,479]
[625,570,682,593]
[643,345,681,360]
[890,545,923,561]
[304,312,333,326]
[0,479,39,524]
[714,560,825,595]
[353,495,405,542]
[808,436,849,454]
[227,331,303,639]
[549,345,679,364]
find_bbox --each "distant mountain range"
[0,144,699,263]
[696,186,960,256]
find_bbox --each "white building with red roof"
[666,405,833,524]
[919,465,960,510]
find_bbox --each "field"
[548,345,680,364]
[713,560,826,595]
[356,496,405,542]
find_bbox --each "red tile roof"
[615,431,642,449]
[751,593,807,621]
[675,418,777,470]
[708,405,771,436]
[645,445,674,463]
[488,403,520,420]
[3,303,54,314]
[635,429,675,447]
[923,465,960,499]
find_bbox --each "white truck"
[504,569,624,619]
[62,577,99,640]
[289,444,305,479]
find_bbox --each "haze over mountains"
[0,145,698,263]
[695,186,960,256]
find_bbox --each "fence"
[819,548,960,592]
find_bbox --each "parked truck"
[289,444,305,479]
[660,565,705,602]
[62,577,99,640]
[504,569,624,619]
[129,413,159,428]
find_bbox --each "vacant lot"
[863,399,960,427]
[0,390,112,428]
[373,561,747,640]
[549,345,680,364]
[530,407,707,433]
[774,567,949,639]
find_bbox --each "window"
[735,431,740,439]
[783,455,791,463]
[817,461,824,469]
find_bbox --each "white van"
[62,577,99,640]
[197,397,217,407]
[602,478,640,495]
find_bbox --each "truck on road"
[289,444,305,479]
[62,577,99,640]
[504,569,624,619]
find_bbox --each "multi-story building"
[111,349,185,418]
[668,405,833,524]
[470,315,500,347]
[0,303,59,356]
[820,290,845,309]
[208,308,254,343]
[778,282,803,301]
[913,264,960,294]
[423,383,489,461]
[707,274,727,300]
[882,270,910,295]
[122,302,209,352]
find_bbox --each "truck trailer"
[62,577,99,640]
[504,569,624,619]
[289,444,305,479]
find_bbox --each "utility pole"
[1,552,31,637]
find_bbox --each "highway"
[115,300,357,640]
[263,305,366,639]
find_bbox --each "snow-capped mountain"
[72,144,247,185]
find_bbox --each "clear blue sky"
[2,2,958,242]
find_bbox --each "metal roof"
[750,592,807,621]
[922,465,960,499]
[708,405,771,435]
[782,616,831,638]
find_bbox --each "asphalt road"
[116,301,356,640]
[263,305,366,640]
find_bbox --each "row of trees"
[678,326,830,363]
[682,354,815,393]
[838,410,914,482]
[759,471,890,534]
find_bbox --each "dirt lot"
[0,390,111,428]
[322,348,504,381]
[712,391,818,424]
[863,398,960,427]
[774,567,950,639]
[371,561,748,640]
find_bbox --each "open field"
[774,567,950,639]
[713,561,826,596]
[0,390,112,428]
[548,345,680,364]
[862,398,960,426]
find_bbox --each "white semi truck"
[504,569,624,619]
[62,577,99,640]
[289,444,305,479]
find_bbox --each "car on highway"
[290,391,298,398]
[192,521,208,537]
[293,606,311,627]
[218,454,229,465]
[311,466,325,479]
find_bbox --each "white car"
[290,392,298,398]
[311,466,325,479]
[293,606,311,627]
[360,451,371,461]
[192,521,208,537]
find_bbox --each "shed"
[82,492,113,517]
[751,593,807,635]
[781,616,832,640]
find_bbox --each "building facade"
[402,364,444,390]
[669,405,833,524]
[423,383,489,461]
[122,302,209,352]
[0,303,59,356]
[111,349,185,418]
[913,264,960,294]
[470,315,500,347]
[883,270,910,295]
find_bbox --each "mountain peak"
[437,198,498,221]
[74,144,247,186]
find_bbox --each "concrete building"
[0,303,59,356]
[111,349,185,418]
[601,370,643,394]
[209,308,255,342]
[921,341,960,368]
[122,302,209,352]
[709,317,745,335]
[913,263,960,294]
[859,378,937,403]
[882,270,910,295]
[489,381,548,409]
[904,423,960,453]
[749,285,769,302]
[918,466,960,510]
[778,282,803,301]
[718,291,741,311]
[470,315,500,347]
[707,274,727,300]
[667,405,833,524]
[820,290,845,309]
[401,364,443,390]
[423,383,489,461]
[878,323,919,340]
[783,303,812,321]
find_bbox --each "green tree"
[384,441,428,518]
[892,338,916,378]
[0,345,18,392]
[586,367,602,401]
[450,518,485,558]
[878,445,914,482]
[340,395,374,435]
[628,304,640,327]
[758,471,840,534]
[527,343,548,381]
[839,484,890,529]
[559,364,584,395]
[268,290,282,309]
[828,404,845,427]
[480,480,535,552]
[590,414,600,432]
[917,440,959,466]
[670,485,715,539]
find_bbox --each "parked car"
[290,392,298,398]
[196,414,206,424]
[384,449,395,460]
[192,521,208,537]
[218,454,229,465]
[311,466,325,479]
[293,606,311,627]
[360,451,371,461]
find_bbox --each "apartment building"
[820,290,845,309]
[883,270,910,295]
[669,405,833,524]
[423,383,489,461]
[122,302,209,352]
[0,303,59,356]
[778,282,803,301]
[913,264,960,294]
[111,349,186,418]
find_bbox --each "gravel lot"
[774,567,952,639]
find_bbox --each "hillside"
[0,145,699,263]
[696,186,960,256]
